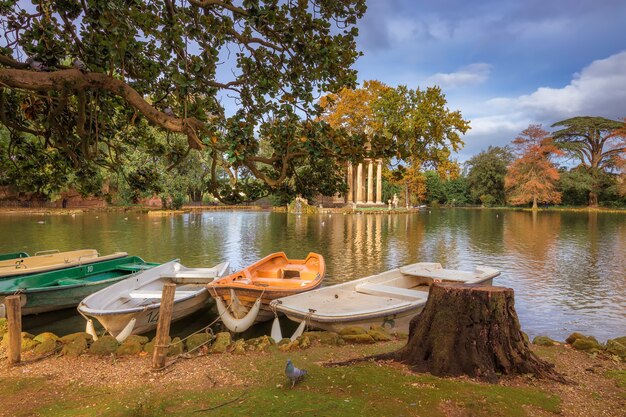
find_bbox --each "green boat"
[0,256,159,317]
[0,252,29,261]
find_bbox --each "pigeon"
[72,58,86,72]
[163,107,175,117]
[26,57,48,71]
[285,359,307,388]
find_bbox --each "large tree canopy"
[320,80,469,165]
[551,116,625,205]
[551,116,625,170]
[0,0,366,201]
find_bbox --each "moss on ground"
[606,370,626,398]
[15,346,562,417]
[25,367,561,417]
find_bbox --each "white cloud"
[386,18,422,43]
[427,63,492,88]
[490,51,626,121]
[456,51,626,158]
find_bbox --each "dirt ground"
[0,342,624,417]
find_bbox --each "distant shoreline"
[0,204,623,216]
[0,205,268,216]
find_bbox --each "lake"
[1,209,624,341]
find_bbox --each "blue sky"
[354,0,626,160]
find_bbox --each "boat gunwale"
[78,287,209,316]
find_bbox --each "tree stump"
[385,283,564,383]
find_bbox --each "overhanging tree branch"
[0,67,208,150]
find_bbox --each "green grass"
[0,376,47,395]
[606,370,626,398]
[22,349,561,417]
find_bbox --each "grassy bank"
[1,341,624,417]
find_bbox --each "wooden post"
[6,295,22,365]
[151,283,176,369]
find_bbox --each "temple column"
[356,163,364,203]
[367,159,374,204]
[376,159,383,204]
[346,163,353,203]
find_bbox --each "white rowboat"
[270,262,500,334]
[78,260,229,341]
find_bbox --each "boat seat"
[256,269,281,279]
[56,278,84,285]
[251,277,309,288]
[281,269,301,279]
[355,283,428,301]
[128,290,198,299]
[117,263,152,271]
[399,266,483,283]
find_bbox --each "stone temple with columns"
[315,158,386,207]
[345,158,385,205]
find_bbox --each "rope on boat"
[152,297,242,371]
[211,288,266,334]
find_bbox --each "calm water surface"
[1,209,624,341]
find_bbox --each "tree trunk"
[405,181,409,209]
[532,196,538,210]
[383,283,564,383]
[588,191,598,207]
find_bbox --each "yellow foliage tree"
[319,80,469,204]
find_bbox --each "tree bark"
[588,191,598,207]
[532,196,538,210]
[381,283,565,383]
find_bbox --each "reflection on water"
[1,209,624,341]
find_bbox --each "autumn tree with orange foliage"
[505,125,562,210]
[319,80,469,204]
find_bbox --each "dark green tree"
[559,166,625,207]
[424,171,445,204]
[551,116,625,206]
[444,176,470,206]
[465,146,513,206]
[0,0,366,202]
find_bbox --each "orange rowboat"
[207,252,325,332]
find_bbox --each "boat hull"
[209,283,323,323]
[0,256,157,317]
[284,305,424,334]
[284,277,495,333]
[88,292,213,336]
[0,252,29,262]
